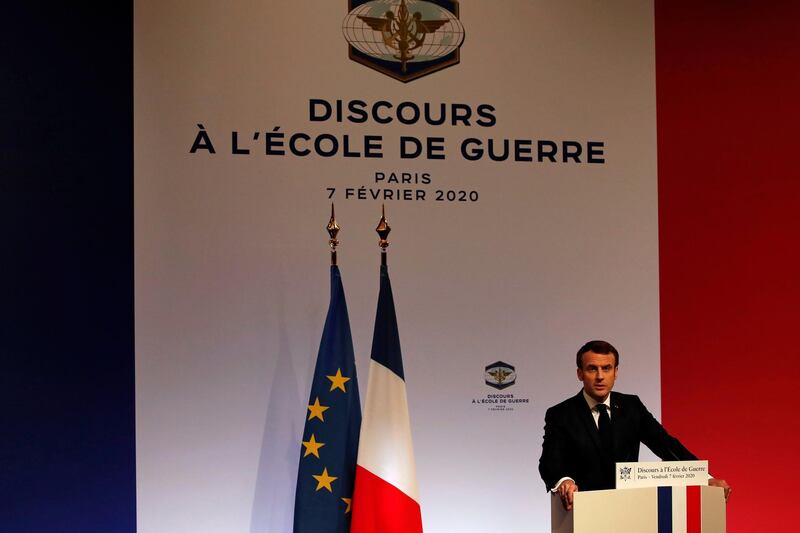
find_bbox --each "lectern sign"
[615,460,709,489]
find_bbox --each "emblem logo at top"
[343,0,465,82]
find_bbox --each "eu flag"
[294,265,362,533]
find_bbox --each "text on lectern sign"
[615,460,709,489]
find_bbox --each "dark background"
[2,4,135,532]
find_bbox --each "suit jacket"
[538,390,697,491]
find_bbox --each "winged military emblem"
[484,361,516,390]
[488,368,513,385]
[358,0,449,73]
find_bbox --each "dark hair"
[576,340,619,368]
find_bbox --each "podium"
[551,484,725,532]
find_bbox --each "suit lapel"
[610,392,629,459]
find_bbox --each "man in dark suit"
[539,340,731,510]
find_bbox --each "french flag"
[351,265,423,533]
[657,486,719,533]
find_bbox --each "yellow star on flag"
[341,497,352,514]
[312,467,337,492]
[326,368,351,392]
[302,434,325,458]
[307,397,329,422]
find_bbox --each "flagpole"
[375,203,390,266]
[327,203,340,266]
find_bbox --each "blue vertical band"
[370,265,405,380]
[657,486,673,533]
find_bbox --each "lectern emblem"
[342,0,465,82]
[485,361,516,390]
[619,466,632,480]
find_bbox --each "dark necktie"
[596,403,613,453]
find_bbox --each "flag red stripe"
[351,465,422,533]
[686,485,700,533]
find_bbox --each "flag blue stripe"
[658,486,673,533]
[369,265,405,380]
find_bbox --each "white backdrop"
[134,1,660,531]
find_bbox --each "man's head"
[576,340,619,402]
[576,340,619,368]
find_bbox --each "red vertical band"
[686,485,701,533]
[351,466,423,533]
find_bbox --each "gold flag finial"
[327,203,340,265]
[376,204,391,265]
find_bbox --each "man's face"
[577,351,618,402]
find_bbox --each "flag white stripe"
[672,486,687,533]
[357,359,420,502]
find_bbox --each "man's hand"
[556,479,579,510]
[708,478,732,502]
